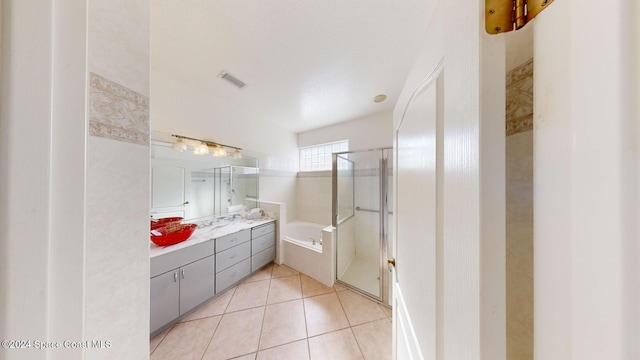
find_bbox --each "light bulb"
[194,142,209,155]
[233,149,242,159]
[172,138,187,152]
[212,146,227,157]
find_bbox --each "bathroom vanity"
[150,219,276,336]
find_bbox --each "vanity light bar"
[171,134,242,152]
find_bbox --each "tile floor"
[150,263,392,360]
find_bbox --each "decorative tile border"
[297,170,332,178]
[506,58,533,136]
[260,169,298,178]
[89,72,149,145]
[296,168,390,178]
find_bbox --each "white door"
[391,2,506,359]
[151,163,191,219]
[393,62,443,360]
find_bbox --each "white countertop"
[150,218,276,258]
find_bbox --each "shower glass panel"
[333,148,392,304]
[213,167,231,215]
[213,166,259,215]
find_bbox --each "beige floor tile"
[272,264,300,278]
[378,304,392,318]
[150,326,171,354]
[303,292,350,337]
[226,279,270,312]
[337,290,387,326]
[181,287,236,322]
[301,274,335,298]
[231,354,256,360]
[267,275,302,304]
[244,263,274,283]
[308,329,363,360]
[202,307,265,360]
[257,339,309,360]
[259,300,307,350]
[352,318,392,360]
[151,316,221,360]
[333,282,347,291]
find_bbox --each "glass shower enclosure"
[332,148,393,305]
[213,166,259,215]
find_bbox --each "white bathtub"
[283,221,324,253]
[281,221,335,287]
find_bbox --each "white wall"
[296,172,333,225]
[259,170,298,223]
[534,0,639,358]
[0,1,150,359]
[85,1,151,358]
[294,111,393,224]
[297,111,393,151]
[150,71,299,165]
[0,1,58,354]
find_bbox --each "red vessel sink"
[150,223,197,246]
[150,217,184,230]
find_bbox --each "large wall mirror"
[150,141,259,220]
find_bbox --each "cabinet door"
[179,255,215,315]
[150,270,180,334]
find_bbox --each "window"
[299,141,349,171]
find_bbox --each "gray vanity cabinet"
[150,270,180,334]
[150,220,277,336]
[179,255,215,315]
[215,230,252,293]
[251,222,276,271]
[150,241,215,335]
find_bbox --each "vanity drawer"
[252,246,275,271]
[216,229,251,252]
[216,258,251,293]
[252,222,275,238]
[151,240,214,278]
[216,241,251,273]
[252,232,276,255]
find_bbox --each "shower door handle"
[387,258,396,270]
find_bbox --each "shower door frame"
[332,147,392,305]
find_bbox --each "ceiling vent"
[218,70,247,89]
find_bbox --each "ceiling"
[151,1,532,135]
[151,0,436,134]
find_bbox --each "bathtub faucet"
[310,237,316,245]
[319,233,323,245]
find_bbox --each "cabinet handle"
[181,269,185,279]
[230,237,238,242]
[173,272,178,282]
[231,253,238,259]
[231,271,239,278]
